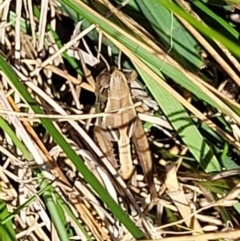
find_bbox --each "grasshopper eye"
[101,80,110,89]
[123,70,138,84]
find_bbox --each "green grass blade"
[38,174,70,241]
[158,0,240,57]
[0,117,32,160]
[0,194,16,241]
[191,0,239,38]
[54,191,93,241]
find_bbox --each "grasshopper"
[94,67,157,198]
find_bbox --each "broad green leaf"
[135,64,221,172]
[135,0,204,71]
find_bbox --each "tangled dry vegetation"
[1,0,240,241]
